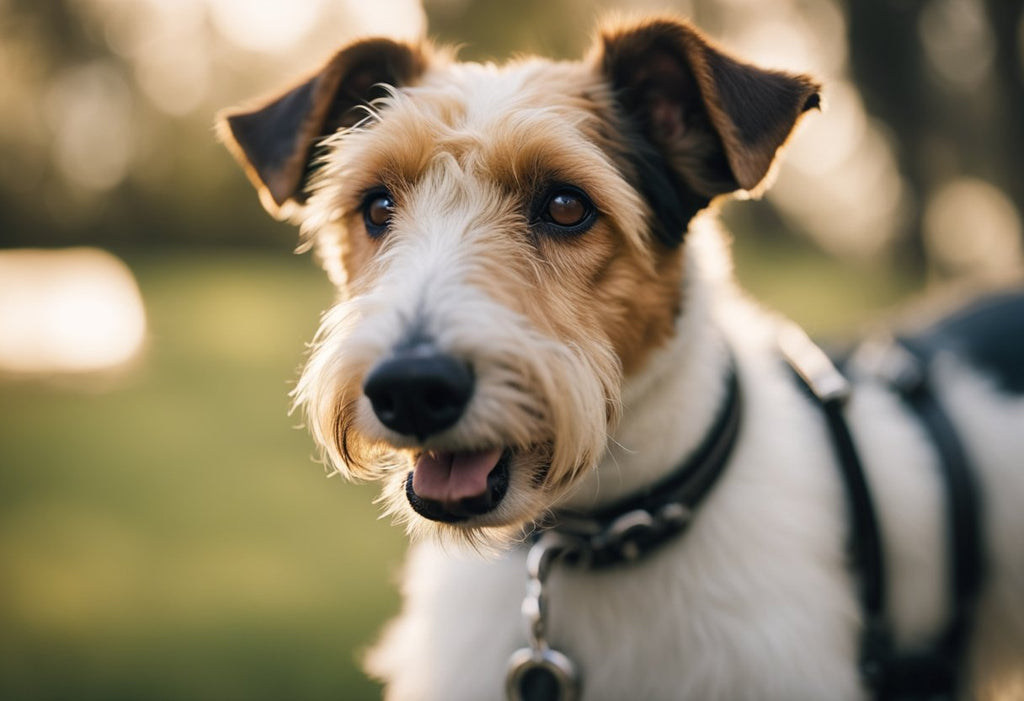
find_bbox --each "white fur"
[366,222,1024,700]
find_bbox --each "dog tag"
[505,646,580,701]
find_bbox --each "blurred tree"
[847,0,1024,273]
[984,0,1024,215]
[426,0,588,60]
[1,0,1020,275]
[0,0,293,250]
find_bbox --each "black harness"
[782,324,984,700]
[515,315,992,701]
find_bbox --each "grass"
[0,241,918,699]
[0,249,405,700]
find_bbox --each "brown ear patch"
[598,17,821,200]
[218,39,428,217]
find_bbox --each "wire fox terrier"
[220,15,1024,700]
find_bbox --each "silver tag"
[505,646,580,701]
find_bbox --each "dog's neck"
[559,221,737,512]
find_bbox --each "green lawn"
[0,249,405,700]
[0,242,917,700]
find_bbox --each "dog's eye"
[548,193,587,226]
[362,190,395,237]
[538,187,596,235]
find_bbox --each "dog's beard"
[291,292,622,548]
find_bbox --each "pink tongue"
[412,449,503,505]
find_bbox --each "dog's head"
[219,16,819,544]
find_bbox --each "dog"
[218,15,1024,700]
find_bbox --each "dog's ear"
[596,17,820,203]
[218,39,427,217]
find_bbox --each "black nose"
[363,350,474,440]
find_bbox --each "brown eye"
[548,192,586,226]
[362,190,395,236]
[538,187,596,235]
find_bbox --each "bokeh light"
[44,62,135,193]
[0,248,146,374]
[208,0,330,54]
[924,178,1023,281]
[131,1,211,117]
[919,0,995,92]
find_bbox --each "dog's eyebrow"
[476,129,649,244]
[310,120,436,210]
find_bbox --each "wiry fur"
[219,15,1024,700]
[291,54,680,545]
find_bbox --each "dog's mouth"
[405,448,512,523]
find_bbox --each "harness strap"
[864,339,985,698]
[780,325,891,690]
[781,325,985,701]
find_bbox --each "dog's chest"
[382,470,863,700]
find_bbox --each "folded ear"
[596,17,820,201]
[218,38,428,217]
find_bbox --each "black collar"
[532,353,743,569]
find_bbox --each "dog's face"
[220,17,818,544]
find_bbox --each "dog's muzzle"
[363,344,511,521]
